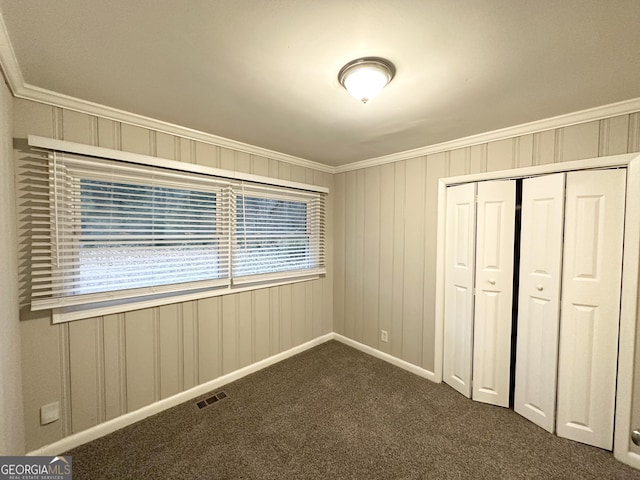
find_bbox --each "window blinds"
[28,147,326,312]
[232,183,326,285]
[31,152,232,310]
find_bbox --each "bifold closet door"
[514,173,565,432]
[472,180,516,407]
[443,183,477,397]
[556,169,626,450]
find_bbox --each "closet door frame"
[433,153,640,469]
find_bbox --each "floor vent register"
[196,391,228,410]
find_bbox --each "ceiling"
[1,0,640,167]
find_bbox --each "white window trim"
[28,135,329,194]
[52,274,319,323]
[232,186,322,282]
[27,135,328,323]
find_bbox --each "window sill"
[51,272,325,324]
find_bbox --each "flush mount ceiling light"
[338,57,396,104]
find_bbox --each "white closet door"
[443,183,477,397]
[556,169,626,450]
[514,173,565,432]
[472,180,516,407]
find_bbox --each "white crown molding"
[2,8,639,177]
[16,83,334,174]
[0,11,334,174]
[335,97,640,173]
[0,8,23,92]
[16,82,336,173]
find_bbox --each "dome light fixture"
[338,57,396,104]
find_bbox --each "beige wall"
[14,99,334,452]
[13,94,640,454]
[0,79,25,454]
[333,114,640,375]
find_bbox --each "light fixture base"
[338,57,396,103]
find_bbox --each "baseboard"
[332,333,438,383]
[615,449,640,470]
[27,333,334,456]
[27,332,438,456]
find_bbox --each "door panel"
[514,173,565,432]
[443,183,477,397]
[556,169,626,450]
[472,180,516,407]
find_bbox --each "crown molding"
[15,83,336,173]
[335,97,640,173]
[0,8,23,93]
[2,9,639,177]
[0,11,334,175]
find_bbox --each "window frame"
[70,166,229,298]
[231,187,324,285]
[27,135,328,323]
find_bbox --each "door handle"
[536,284,544,291]
[488,279,496,285]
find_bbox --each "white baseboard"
[27,332,437,456]
[332,333,438,383]
[27,333,334,456]
[615,449,640,470]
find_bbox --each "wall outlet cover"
[40,401,60,425]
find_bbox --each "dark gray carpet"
[67,340,640,479]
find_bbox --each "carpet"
[66,340,640,479]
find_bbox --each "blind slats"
[32,278,231,310]
[231,184,325,279]
[29,151,326,312]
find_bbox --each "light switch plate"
[40,401,60,425]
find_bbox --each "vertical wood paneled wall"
[333,113,640,377]
[14,99,334,452]
[15,97,640,454]
[0,75,25,455]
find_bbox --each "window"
[76,178,223,294]
[28,141,326,316]
[233,184,325,284]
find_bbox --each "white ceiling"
[1,0,639,166]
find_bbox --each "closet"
[442,168,626,451]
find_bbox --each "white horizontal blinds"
[26,153,55,305]
[31,152,232,310]
[232,182,326,285]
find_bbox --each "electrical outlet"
[380,330,389,343]
[40,401,60,425]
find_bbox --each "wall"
[333,114,640,377]
[14,98,334,452]
[13,94,640,455]
[0,78,25,454]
